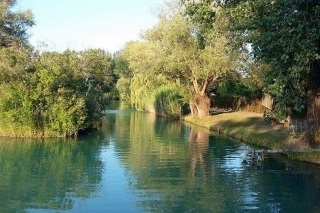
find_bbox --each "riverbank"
[183,112,320,164]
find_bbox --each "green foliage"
[0,47,34,82]
[123,35,191,113]
[0,48,117,137]
[225,0,320,117]
[0,83,35,136]
[116,39,190,116]
[0,0,34,48]
[154,86,186,119]
[181,0,216,48]
[35,49,116,135]
[212,76,262,110]
[113,51,132,78]
[114,51,133,105]
[129,73,171,111]
[116,77,131,105]
[123,5,237,118]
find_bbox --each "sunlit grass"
[184,112,292,149]
[183,112,320,164]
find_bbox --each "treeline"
[115,1,264,119]
[0,1,117,137]
[2,0,320,143]
[0,48,117,137]
[115,0,320,143]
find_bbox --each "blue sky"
[16,0,164,52]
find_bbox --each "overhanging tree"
[218,0,320,143]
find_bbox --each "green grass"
[184,112,320,164]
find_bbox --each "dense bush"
[212,79,262,111]
[154,86,185,119]
[0,49,117,137]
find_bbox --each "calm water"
[1,103,320,213]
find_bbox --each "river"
[1,102,320,213]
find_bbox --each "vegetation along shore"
[1,0,320,167]
[184,111,320,165]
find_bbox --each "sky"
[16,0,164,53]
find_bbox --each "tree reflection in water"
[188,125,209,177]
[0,137,103,212]
[3,106,320,212]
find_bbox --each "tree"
[0,48,117,137]
[123,40,187,113]
[35,49,116,136]
[127,8,236,118]
[0,0,34,48]
[114,51,132,105]
[220,0,320,143]
[181,0,217,48]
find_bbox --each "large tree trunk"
[307,59,320,145]
[189,93,210,119]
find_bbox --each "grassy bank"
[183,112,320,164]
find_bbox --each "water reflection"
[0,137,103,212]
[107,105,320,213]
[108,109,238,212]
[2,102,320,212]
[188,125,210,177]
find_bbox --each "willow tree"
[114,51,133,105]
[140,12,234,118]
[122,37,187,115]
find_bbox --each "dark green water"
[1,103,320,213]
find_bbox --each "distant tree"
[114,51,133,105]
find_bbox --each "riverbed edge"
[183,112,320,165]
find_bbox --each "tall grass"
[153,87,184,119]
